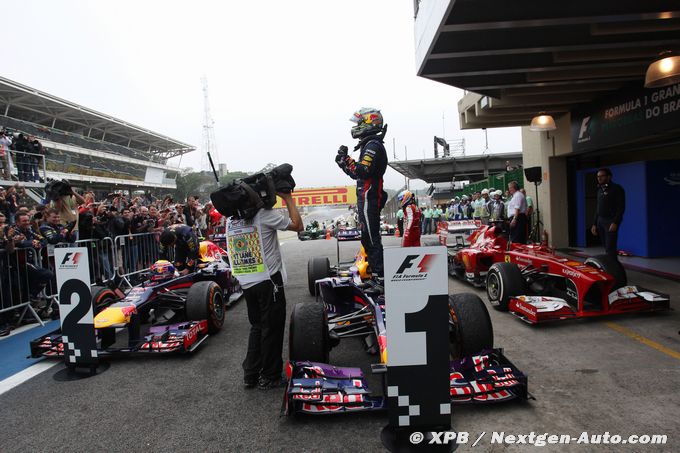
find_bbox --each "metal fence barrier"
[1,231,180,327]
[114,232,168,287]
[0,247,51,326]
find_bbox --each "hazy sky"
[3,0,521,190]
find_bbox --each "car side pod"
[283,349,530,416]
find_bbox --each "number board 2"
[54,247,98,367]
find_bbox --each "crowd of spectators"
[0,183,224,335]
[420,183,535,236]
[0,129,47,182]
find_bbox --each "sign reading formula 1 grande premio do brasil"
[274,186,357,208]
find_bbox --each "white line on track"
[0,360,60,396]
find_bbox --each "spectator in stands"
[15,183,32,207]
[148,205,162,231]
[0,129,12,180]
[11,133,30,181]
[28,138,44,182]
[0,187,11,221]
[4,186,17,224]
[183,196,198,227]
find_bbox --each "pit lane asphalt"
[1,235,679,452]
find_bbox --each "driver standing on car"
[335,107,388,278]
[159,224,200,275]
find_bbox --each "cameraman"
[226,191,302,390]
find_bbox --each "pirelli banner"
[274,186,357,208]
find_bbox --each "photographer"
[0,129,11,180]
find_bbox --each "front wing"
[284,349,528,415]
[30,320,210,358]
[508,285,670,324]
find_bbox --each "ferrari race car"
[284,256,529,415]
[298,221,326,241]
[31,241,243,359]
[448,222,670,323]
[379,216,395,236]
[438,219,480,249]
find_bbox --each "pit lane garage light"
[645,52,680,88]
[529,113,556,132]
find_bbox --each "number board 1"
[54,247,98,367]
[384,246,451,429]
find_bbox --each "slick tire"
[186,281,225,334]
[289,302,329,363]
[91,286,119,314]
[585,254,627,289]
[486,262,527,311]
[448,293,494,359]
[307,257,331,296]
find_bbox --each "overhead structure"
[0,75,194,159]
[414,1,680,129]
[388,152,522,183]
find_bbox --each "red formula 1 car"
[450,222,670,324]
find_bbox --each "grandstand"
[0,75,193,196]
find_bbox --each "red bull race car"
[30,241,243,358]
[447,222,670,324]
[283,256,529,415]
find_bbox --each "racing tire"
[448,293,494,359]
[485,262,527,311]
[185,281,225,334]
[289,302,329,363]
[584,254,627,289]
[91,286,119,314]
[307,257,331,296]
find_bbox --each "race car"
[298,221,326,241]
[379,216,395,236]
[30,241,243,358]
[284,258,529,415]
[447,222,670,323]
[438,219,480,249]
[335,226,361,241]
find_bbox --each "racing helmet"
[150,260,176,282]
[349,107,383,139]
[397,190,414,208]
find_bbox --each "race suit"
[401,203,421,247]
[337,135,388,277]
[159,224,200,272]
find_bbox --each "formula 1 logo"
[391,254,437,282]
[577,116,591,142]
[59,252,82,269]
